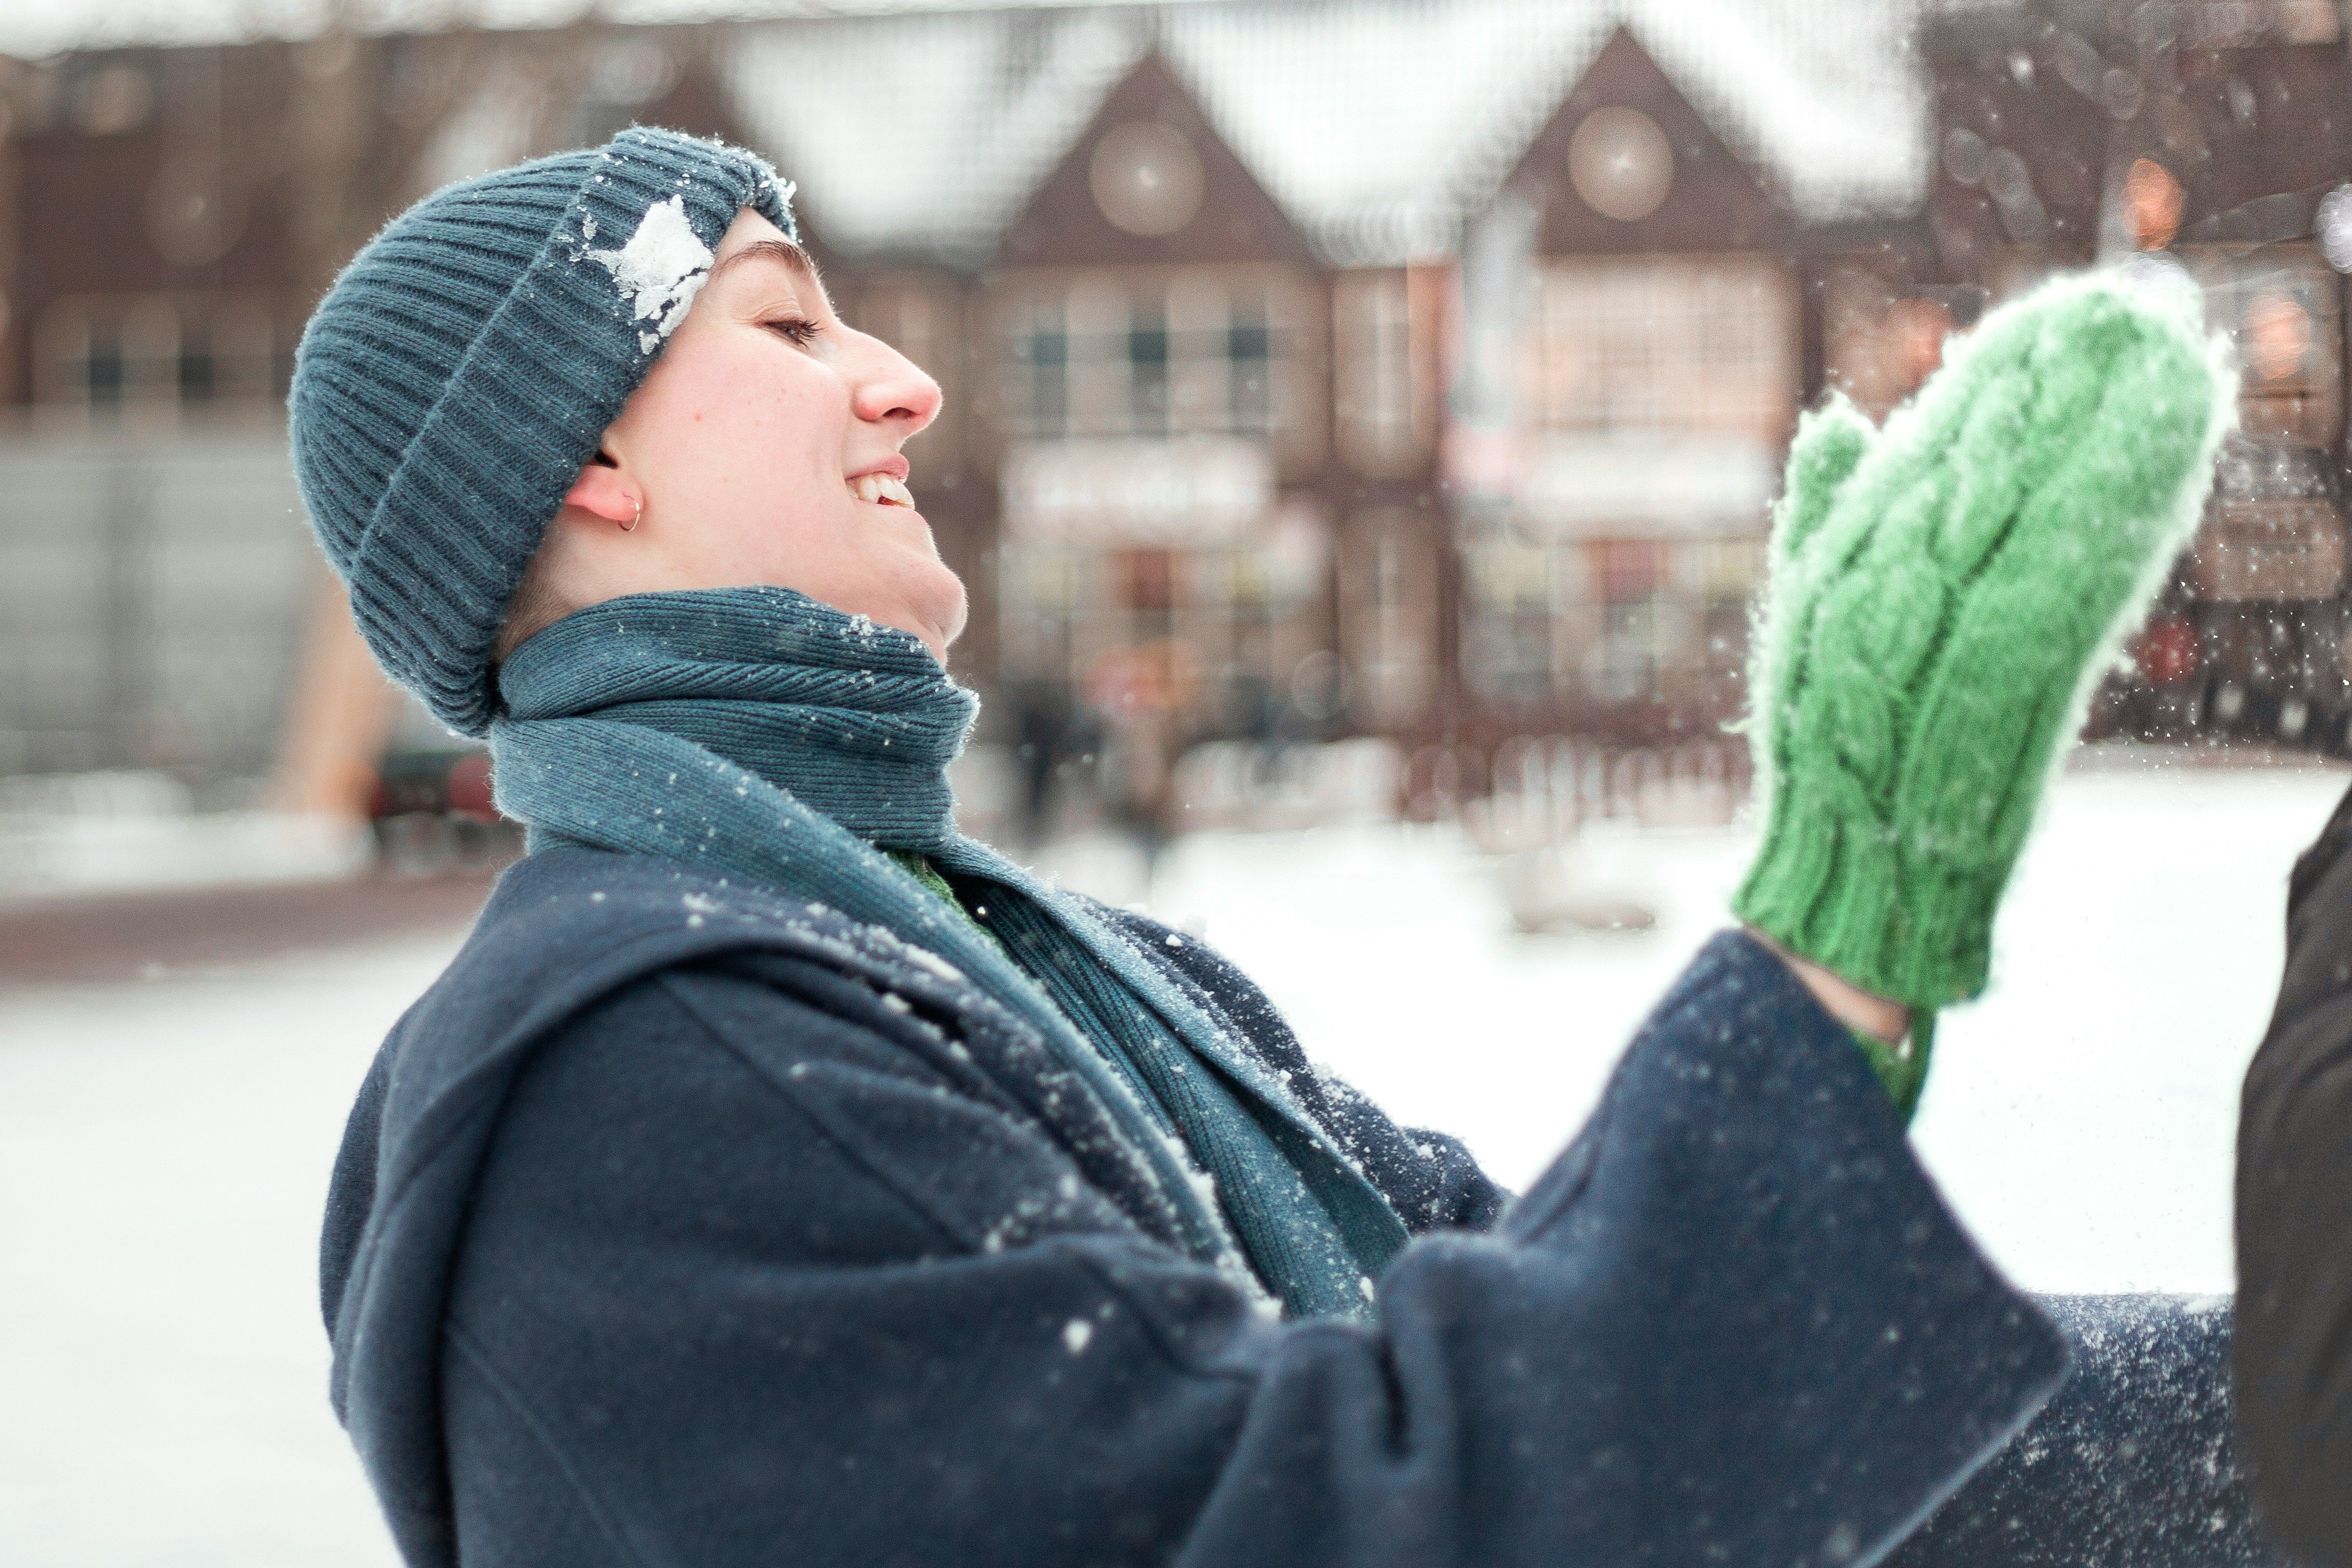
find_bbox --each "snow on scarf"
[488,586,1407,1319]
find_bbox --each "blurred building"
[1915,0,2352,748]
[0,28,755,806]
[1449,31,1812,745]
[720,5,1931,757]
[2,0,2343,811]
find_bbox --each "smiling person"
[303,129,2260,1568]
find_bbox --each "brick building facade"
[2,1,2341,795]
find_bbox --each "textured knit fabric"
[288,127,796,736]
[321,855,2077,1568]
[487,586,1409,1321]
[1736,275,2235,1042]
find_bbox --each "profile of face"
[534,207,960,662]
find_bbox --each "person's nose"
[851,333,943,442]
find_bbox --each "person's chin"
[915,574,970,660]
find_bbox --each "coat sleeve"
[2237,776,2352,1561]
[440,931,2062,1568]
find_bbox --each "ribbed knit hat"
[289,126,798,736]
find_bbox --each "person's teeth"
[849,473,916,507]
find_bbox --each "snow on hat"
[289,126,797,737]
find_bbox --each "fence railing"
[1414,734,1752,847]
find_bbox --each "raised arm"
[425,935,2059,1568]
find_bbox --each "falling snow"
[2,758,2334,1564]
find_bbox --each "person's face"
[553,207,960,661]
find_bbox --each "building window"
[1335,272,1418,473]
[1585,540,1661,703]
[80,323,127,408]
[996,534,1328,740]
[1127,304,1170,433]
[1228,302,1272,431]
[1527,257,1796,441]
[35,296,284,416]
[1462,533,1765,713]
[1008,300,1070,437]
[998,275,1297,441]
[1338,507,1436,726]
[1820,268,1983,423]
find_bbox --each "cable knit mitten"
[1736,273,2236,1117]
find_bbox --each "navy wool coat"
[322,847,2068,1568]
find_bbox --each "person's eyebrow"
[708,238,824,299]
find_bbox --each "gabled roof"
[7,0,1934,269]
[720,7,1148,267]
[1500,27,1788,255]
[721,0,1932,268]
[992,52,1318,268]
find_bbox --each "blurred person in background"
[299,129,2261,1568]
[1008,675,1079,848]
[1084,637,1197,871]
[2238,781,2352,1562]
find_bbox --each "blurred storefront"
[1918,0,2352,750]
[1447,32,1802,743]
[4,0,2347,816]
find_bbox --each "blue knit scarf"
[488,586,1407,1319]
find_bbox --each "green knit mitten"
[1736,273,2235,1115]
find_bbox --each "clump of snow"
[903,946,963,983]
[586,194,714,355]
[1062,1318,1093,1354]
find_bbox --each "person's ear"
[562,453,644,530]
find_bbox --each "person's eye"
[762,316,822,347]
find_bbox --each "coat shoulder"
[403,847,986,1081]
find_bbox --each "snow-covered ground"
[1,757,2340,1565]
[1148,757,2337,1296]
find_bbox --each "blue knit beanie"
[289,126,798,737]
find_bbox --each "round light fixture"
[1089,123,1205,238]
[1568,106,1674,223]
[148,160,248,267]
[2123,157,2183,251]
[2318,184,2352,272]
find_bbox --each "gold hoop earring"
[620,496,643,533]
